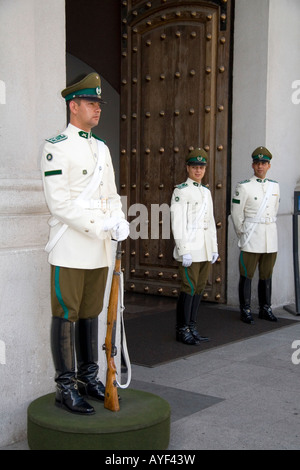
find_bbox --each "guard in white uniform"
[41,73,129,414]
[231,146,280,324]
[171,148,219,345]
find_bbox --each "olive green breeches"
[239,251,277,280]
[51,265,108,322]
[179,261,210,296]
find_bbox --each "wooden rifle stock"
[103,241,122,411]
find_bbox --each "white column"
[0,0,66,447]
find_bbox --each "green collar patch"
[256,178,267,183]
[78,131,90,139]
[77,131,106,142]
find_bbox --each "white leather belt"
[245,216,277,224]
[76,198,109,211]
[191,222,208,230]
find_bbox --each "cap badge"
[96,87,101,96]
[197,156,205,162]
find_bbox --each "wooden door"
[120,0,233,302]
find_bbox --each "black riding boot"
[258,279,278,322]
[189,294,210,342]
[239,276,254,324]
[51,317,95,414]
[176,292,199,345]
[75,318,106,401]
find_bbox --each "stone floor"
[2,302,300,451]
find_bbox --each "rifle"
[103,241,122,411]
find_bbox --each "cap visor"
[187,162,206,166]
[77,95,107,104]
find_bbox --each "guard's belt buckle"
[100,197,109,213]
[90,198,109,212]
[265,217,271,224]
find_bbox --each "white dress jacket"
[41,124,125,269]
[231,175,280,253]
[171,178,218,262]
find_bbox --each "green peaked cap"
[252,146,272,162]
[186,147,208,166]
[61,72,106,103]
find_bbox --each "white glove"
[112,219,130,241]
[211,252,219,264]
[103,216,121,232]
[182,254,192,267]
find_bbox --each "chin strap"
[116,271,131,389]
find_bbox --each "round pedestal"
[27,388,170,450]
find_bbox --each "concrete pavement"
[131,307,300,450]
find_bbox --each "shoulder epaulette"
[45,134,68,144]
[202,185,211,191]
[267,178,278,183]
[92,133,106,143]
[176,183,188,189]
[238,179,250,184]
